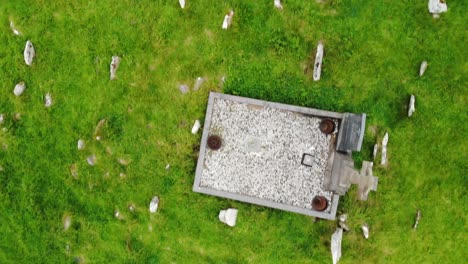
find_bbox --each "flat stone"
[13,82,26,96]
[331,228,343,264]
[419,61,428,76]
[408,95,416,117]
[44,93,52,108]
[77,139,85,150]
[110,56,121,80]
[218,208,238,227]
[191,120,201,134]
[149,196,159,213]
[313,41,324,81]
[24,40,35,66]
[222,10,234,29]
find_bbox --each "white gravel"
[200,98,334,211]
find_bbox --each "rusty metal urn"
[207,135,222,150]
[312,196,328,211]
[319,119,335,134]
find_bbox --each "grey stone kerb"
[193,92,377,220]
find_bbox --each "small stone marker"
[413,209,421,229]
[77,139,85,150]
[110,56,121,80]
[118,158,130,166]
[381,132,389,166]
[428,0,447,18]
[44,93,52,108]
[179,0,185,9]
[274,0,284,10]
[87,155,96,166]
[218,208,238,227]
[361,224,369,239]
[222,10,234,30]
[193,77,204,91]
[0,114,4,124]
[10,20,21,35]
[372,144,378,160]
[313,41,324,81]
[70,163,78,178]
[24,40,35,66]
[13,82,26,96]
[419,61,428,76]
[331,228,343,264]
[63,215,72,230]
[179,84,189,94]
[408,95,416,117]
[191,120,201,134]
[149,196,159,213]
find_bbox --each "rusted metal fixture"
[312,196,328,211]
[207,135,222,150]
[319,119,335,134]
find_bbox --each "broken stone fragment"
[77,139,85,150]
[149,196,159,213]
[24,40,35,66]
[218,208,238,227]
[9,20,21,35]
[222,10,234,29]
[361,224,369,239]
[313,41,324,81]
[179,84,189,94]
[419,61,428,76]
[70,163,78,178]
[339,221,350,232]
[428,0,447,18]
[86,155,96,166]
[13,82,26,96]
[44,93,52,108]
[110,56,121,80]
[179,0,185,8]
[274,0,284,9]
[191,120,201,134]
[381,133,389,166]
[331,228,343,264]
[63,215,72,230]
[373,144,378,160]
[408,95,416,117]
[413,209,421,229]
[193,77,204,91]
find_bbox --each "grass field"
[0,0,466,263]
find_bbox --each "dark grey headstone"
[336,113,366,152]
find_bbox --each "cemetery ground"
[0,1,466,263]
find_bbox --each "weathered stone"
[274,0,283,9]
[110,56,121,80]
[149,196,159,213]
[118,158,130,166]
[86,155,96,166]
[339,221,350,232]
[165,164,170,170]
[9,20,21,35]
[0,114,4,124]
[191,120,201,134]
[13,82,26,96]
[193,77,205,91]
[419,61,428,76]
[93,119,106,140]
[373,144,378,160]
[24,41,35,66]
[428,0,447,18]
[413,209,421,229]
[70,163,78,178]
[222,10,234,29]
[381,133,388,166]
[408,95,416,117]
[44,93,52,108]
[313,41,324,81]
[331,228,343,264]
[339,214,347,223]
[179,84,189,94]
[77,139,85,150]
[63,215,72,230]
[179,0,185,8]
[218,208,238,227]
[361,223,369,239]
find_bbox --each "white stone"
[372,144,378,160]
[408,95,416,117]
[149,196,159,213]
[179,84,189,94]
[10,20,21,35]
[413,209,421,229]
[339,214,347,223]
[110,56,121,80]
[274,0,284,9]
[218,208,238,227]
[331,228,343,264]
[193,77,204,91]
[44,93,52,108]
[428,0,447,18]
[381,133,388,166]
[24,40,35,66]
[179,0,185,8]
[313,42,324,81]
[77,139,85,150]
[419,61,428,76]
[0,114,4,124]
[361,224,369,239]
[165,164,170,170]
[13,82,26,96]
[63,215,72,230]
[114,210,121,218]
[87,155,96,166]
[222,10,234,29]
[191,120,201,134]
[118,158,130,166]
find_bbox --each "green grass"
[0,0,466,263]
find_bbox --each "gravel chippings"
[200,98,334,211]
